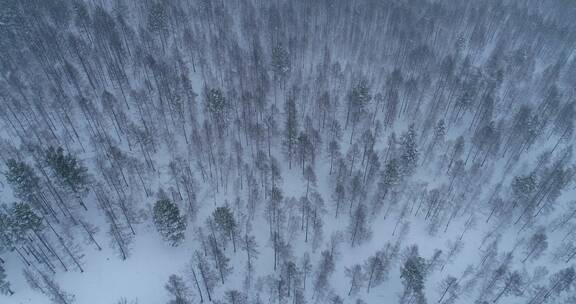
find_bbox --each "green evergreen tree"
[0,207,15,253]
[153,199,186,246]
[400,253,427,304]
[205,88,228,134]
[9,203,42,240]
[213,206,237,252]
[0,203,41,252]
[400,125,419,175]
[283,96,299,169]
[346,79,372,128]
[5,159,41,205]
[271,45,290,101]
[45,147,90,204]
[272,46,290,80]
[147,1,168,50]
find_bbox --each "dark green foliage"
[213,206,237,251]
[380,159,401,193]
[153,199,186,246]
[0,209,14,252]
[0,264,13,295]
[401,254,427,304]
[0,203,41,250]
[347,79,372,125]
[213,206,236,237]
[272,45,290,80]
[400,125,419,175]
[205,88,228,134]
[147,2,167,34]
[45,147,90,197]
[205,88,226,118]
[5,159,41,204]
[283,96,299,168]
[9,203,42,237]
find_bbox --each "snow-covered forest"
[1,0,576,303]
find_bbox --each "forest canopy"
[0,0,576,303]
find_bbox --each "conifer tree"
[153,199,186,246]
[400,253,427,304]
[9,203,42,240]
[272,46,290,82]
[0,207,15,253]
[399,125,419,175]
[165,274,190,304]
[345,264,365,296]
[346,79,372,143]
[212,206,237,252]
[348,204,371,247]
[0,264,14,295]
[205,88,227,135]
[44,147,90,209]
[5,159,42,205]
[283,96,299,169]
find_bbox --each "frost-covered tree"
[346,79,371,143]
[193,251,217,302]
[8,202,42,242]
[241,227,259,288]
[345,264,365,296]
[0,264,14,295]
[314,250,335,297]
[529,267,575,304]
[5,159,42,206]
[0,208,14,253]
[205,88,228,136]
[207,218,232,284]
[330,295,344,304]
[437,276,458,304]
[147,1,168,50]
[332,182,346,219]
[297,132,314,174]
[44,147,90,209]
[522,229,548,263]
[348,204,371,247]
[40,272,75,304]
[303,165,317,197]
[492,271,523,303]
[423,120,446,163]
[399,125,419,175]
[283,95,299,169]
[301,252,312,291]
[377,158,401,206]
[153,199,186,246]
[364,248,393,293]
[165,274,190,304]
[400,251,427,304]
[224,289,247,304]
[327,139,341,175]
[213,206,237,252]
[271,45,290,96]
